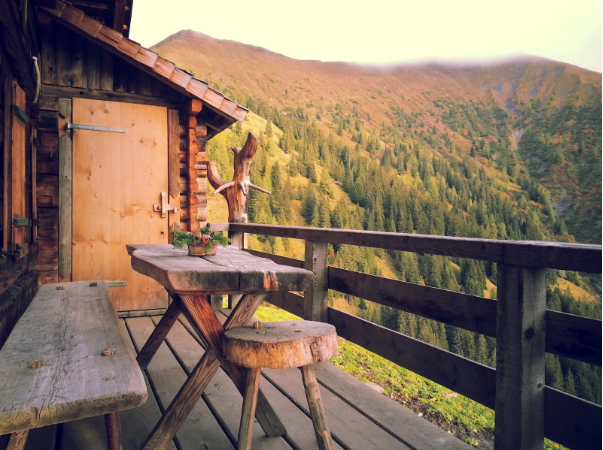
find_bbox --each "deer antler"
[206,132,270,223]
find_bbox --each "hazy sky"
[130,0,602,73]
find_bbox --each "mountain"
[153,30,601,244]
[152,31,602,438]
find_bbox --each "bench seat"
[0,281,147,437]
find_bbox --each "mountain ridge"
[154,29,601,244]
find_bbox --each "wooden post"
[495,264,547,450]
[58,98,72,281]
[304,240,329,322]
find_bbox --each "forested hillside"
[153,30,602,435]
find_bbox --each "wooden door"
[72,99,169,311]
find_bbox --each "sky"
[130,0,602,73]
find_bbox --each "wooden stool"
[224,320,338,450]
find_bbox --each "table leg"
[7,430,28,450]
[141,350,221,450]
[136,299,181,369]
[177,293,288,437]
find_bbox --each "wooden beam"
[229,224,602,273]
[58,98,72,280]
[0,2,36,100]
[249,249,602,366]
[329,266,497,336]
[544,386,602,450]
[328,307,497,409]
[304,241,328,322]
[495,264,547,450]
[112,0,126,34]
[167,109,181,233]
[40,85,188,109]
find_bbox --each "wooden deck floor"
[57,311,471,450]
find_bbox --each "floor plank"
[313,363,472,450]
[61,320,176,450]
[126,316,233,450]
[57,311,474,450]
[153,316,345,450]
[151,316,291,450]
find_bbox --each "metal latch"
[12,217,31,227]
[66,121,126,133]
[153,192,178,218]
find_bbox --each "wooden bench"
[0,281,148,450]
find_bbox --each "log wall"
[0,0,40,350]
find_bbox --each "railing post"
[304,240,329,322]
[228,229,244,309]
[495,264,547,450]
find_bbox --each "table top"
[127,244,312,295]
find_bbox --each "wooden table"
[127,244,312,450]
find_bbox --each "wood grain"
[72,98,168,311]
[495,264,547,450]
[58,98,72,278]
[544,386,602,450]
[238,368,262,450]
[328,307,496,409]
[224,321,338,370]
[126,317,223,450]
[0,281,147,435]
[304,241,329,322]
[136,299,181,369]
[230,223,602,273]
[11,81,27,254]
[300,365,335,450]
[128,245,310,294]
[246,249,602,366]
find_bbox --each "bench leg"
[137,299,181,369]
[237,368,261,450]
[105,411,122,450]
[300,365,335,450]
[7,430,29,450]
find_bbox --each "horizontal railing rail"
[232,224,602,450]
[246,250,602,366]
[231,223,602,273]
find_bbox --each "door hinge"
[12,217,31,227]
[153,192,178,218]
[66,121,126,133]
[13,105,29,123]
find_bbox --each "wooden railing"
[226,223,602,450]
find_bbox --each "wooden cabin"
[1,0,250,319]
[0,1,601,450]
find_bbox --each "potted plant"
[171,224,231,256]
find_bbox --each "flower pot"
[188,244,217,257]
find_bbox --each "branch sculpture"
[207,132,271,223]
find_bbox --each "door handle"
[153,192,178,218]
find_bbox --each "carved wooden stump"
[224,321,338,450]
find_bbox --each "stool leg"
[105,411,122,450]
[7,430,29,450]
[300,365,335,450]
[238,368,261,450]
